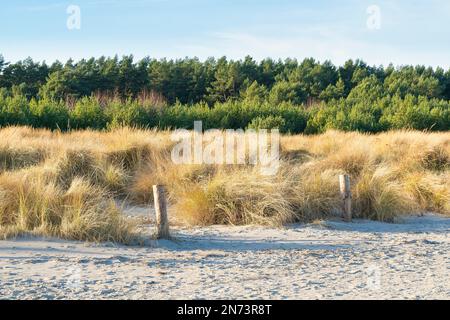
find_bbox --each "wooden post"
[339,175,352,222]
[153,185,170,239]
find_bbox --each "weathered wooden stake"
[339,175,352,222]
[153,185,170,239]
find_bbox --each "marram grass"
[0,126,448,242]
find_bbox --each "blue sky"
[1,0,450,68]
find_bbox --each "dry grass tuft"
[421,145,449,171]
[174,169,295,226]
[0,170,135,242]
[0,146,47,172]
[286,168,343,221]
[353,168,416,221]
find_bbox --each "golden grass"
[0,126,448,242]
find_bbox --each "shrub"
[106,99,156,129]
[247,115,286,131]
[29,98,69,129]
[70,97,107,129]
[0,93,31,126]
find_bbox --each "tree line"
[0,54,449,133]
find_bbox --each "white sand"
[0,212,449,300]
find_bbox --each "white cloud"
[174,29,450,68]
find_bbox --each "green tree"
[319,77,346,101]
[240,80,268,105]
[268,80,305,105]
[384,67,443,99]
[207,57,243,103]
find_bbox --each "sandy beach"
[1,213,449,300]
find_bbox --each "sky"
[1,0,450,68]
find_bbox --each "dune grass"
[0,126,448,242]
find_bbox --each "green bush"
[0,91,31,126]
[247,115,286,131]
[106,99,157,129]
[0,88,448,133]
[70,97,107,129]
[29,98,69,130]
[381,95,450,130]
